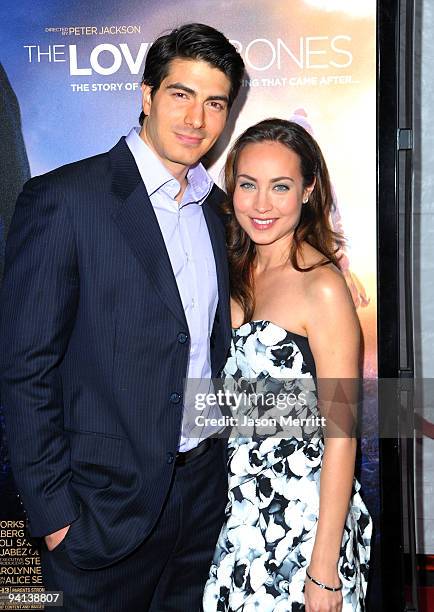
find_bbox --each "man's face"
[140,58,231,176]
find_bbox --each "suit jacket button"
[170,392,181,404]
[166,452,175,464]
[177,332,188,344]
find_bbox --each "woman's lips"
[250,218,277,230]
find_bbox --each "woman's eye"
[273,184,290,192]
[239,182,255,190]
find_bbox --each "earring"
[303,197,309,204]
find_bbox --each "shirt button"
[177,332,188,344]
[170,392,181,404]
[166,452,175,464]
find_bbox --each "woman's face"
[233,140,313,247]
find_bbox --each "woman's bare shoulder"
[297,244,348,301]
[306,268,354,318]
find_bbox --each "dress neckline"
[231,319,309,341]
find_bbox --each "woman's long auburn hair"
[223,118,344,323]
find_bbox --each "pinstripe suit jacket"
[0,137,231,569]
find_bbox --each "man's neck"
[139,126,189,203]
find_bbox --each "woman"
[203,119,372,611]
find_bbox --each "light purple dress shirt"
[126,127,221,451]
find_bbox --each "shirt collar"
[125,127,213,205]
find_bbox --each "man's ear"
[141,83,153,116]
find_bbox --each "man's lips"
[250,218,277,230]
[174,132,204,145]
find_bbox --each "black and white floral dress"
[203,320,372,612]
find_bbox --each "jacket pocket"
[68,430,126,467]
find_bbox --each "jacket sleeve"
[0,176,81,537]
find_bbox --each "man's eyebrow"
[206,94,229,104]
[166,83,196,95]
[166,83,229,104]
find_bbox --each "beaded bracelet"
[306,569,343,592]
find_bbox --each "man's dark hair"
[139,23,245,125]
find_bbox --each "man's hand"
[44,525,70,551]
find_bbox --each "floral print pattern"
[203,320,372,611]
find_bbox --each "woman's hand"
[304,566,343,612]
[305,580,342,612]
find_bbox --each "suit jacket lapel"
[108,138,187,327]
[202,189,231,349]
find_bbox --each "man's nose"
[185,102,205,129]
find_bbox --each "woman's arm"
[304,266,360,611]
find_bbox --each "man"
[0,23,244,611]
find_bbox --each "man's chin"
[167,153,206,169]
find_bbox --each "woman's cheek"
[233,195,252,214]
